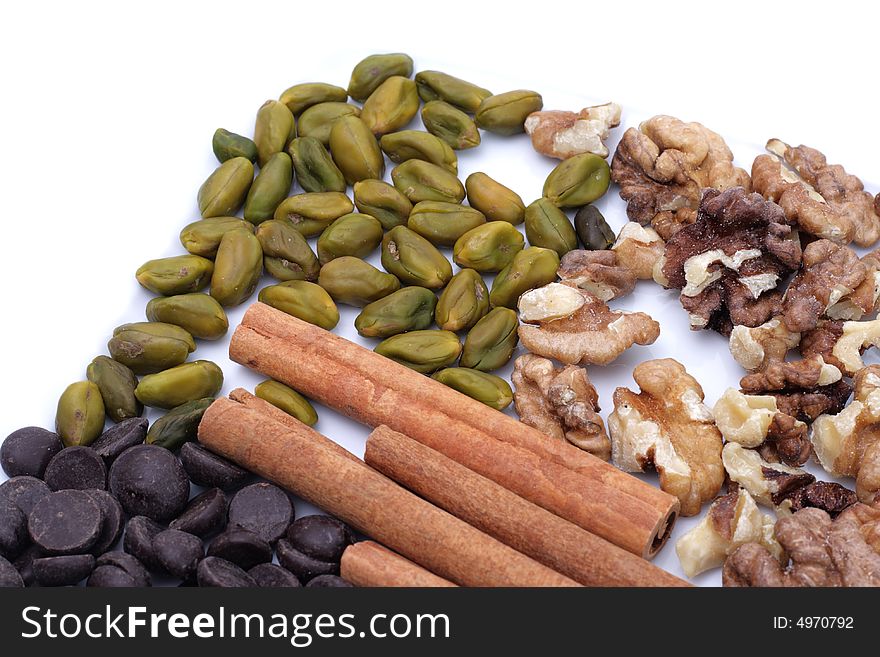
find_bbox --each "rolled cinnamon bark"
[198,391,578,587]
[229,302,678,557]
[365,426,688,587]
[341,541,456,588]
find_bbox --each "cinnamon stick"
[229,302,678,557]
[198,390,579,587]
[341,541,456,588]
[365,425,687,587]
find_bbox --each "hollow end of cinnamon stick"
[365,425,688,587]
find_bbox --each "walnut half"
[517,284,660,366]
[608,359,724,516]
[511,354,610,460]
[729,317,800,372]
[811,365,880,502]
[611,115,751,239]
[556,250,636,302]
[658,186,801,335]
[721,442,815,508]
[611,222,665,280]
[752,139,880,246]
[675,487,782,578]
[713,388,811,466]
[524,102,621,160]
[723,499,880,587]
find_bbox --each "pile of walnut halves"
[605,118,880,585]
[512,114,880,587]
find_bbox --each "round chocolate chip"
[276,538,338,583]
[169,488,228,538]
[0,555,25,588]
[286,515,352,562]
[91,418,148,466]
[179,443,248,491]
[207,529,271,570]
[109,445,189,522]
[86,490,124,555]
[152,529,203,581]
[96,551,151,587]
[88,565,137,587]
[44,447,107,491]
[28,490,103,555]
[0,496,30,559]
[248,562,301,588]
[13,545,44,587]
[228,483,293,544]
[306,574,353,588]
[0,476,51,516]
[197,556,256,587]
[123,516,166,573]
[1,427,63,479]
[33,554,96,586]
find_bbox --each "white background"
[1,0,878,587]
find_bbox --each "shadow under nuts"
[258,281,339,330]
[381,226,452,289]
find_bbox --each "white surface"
[2,0,879,587]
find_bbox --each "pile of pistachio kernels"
[53,52,616,451]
